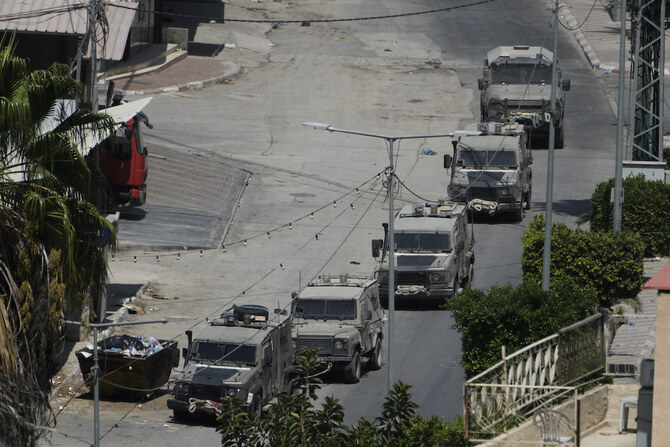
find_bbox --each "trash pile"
[95,334,166,357]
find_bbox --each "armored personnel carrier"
[478,45,570,148]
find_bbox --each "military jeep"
[292,275,386,384]
[478,45,570,148]
[444,122,532,222]
[372,202,475,305]
[167,304,295,421]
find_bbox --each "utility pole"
[88,0,99,110]
[541,0,559,291]
[613,0,627,233]
[302,122,478,390]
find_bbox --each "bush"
[217,349,467,446]
[522,214,644,304]
[589,175,670,256]
[446,279,598,378]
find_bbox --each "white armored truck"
[372,202,474,305]
[444,122,532,222]
[478,45,570,148]
[167,304,296,420]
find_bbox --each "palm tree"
[0,36,117,445]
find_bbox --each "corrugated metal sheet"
[0,0,138,60]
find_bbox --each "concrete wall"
[652,291,669,445]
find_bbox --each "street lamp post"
[302,122,477,390]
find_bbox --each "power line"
[92,0,499,24]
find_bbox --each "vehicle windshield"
[491,62,552,84]
[295,298,357,320]
[190,342,256,366]
[459,149,516,168]
[394,232,451,252]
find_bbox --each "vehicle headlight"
[174,382,190,397]
[499,188,508,197]
[430,272,443,283]
[334,339,348,352]
[227,388,238,397]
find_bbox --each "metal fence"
[464,313,605,443]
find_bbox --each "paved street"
[43,0,644,445]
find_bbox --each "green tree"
[447,279,598,377]
[217,349,467,447]
[522,214,643,304]
[589,175,670,256]
[0,37,117,445]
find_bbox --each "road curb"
[116,63,241,96]
[560,1,601,69]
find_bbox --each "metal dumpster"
[76,338,179,399]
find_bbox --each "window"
[491,63,553,84]
[191,342,256,365]
[394,232,451,252]
[295,299,357,320]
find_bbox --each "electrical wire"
[103,0,499,25]
[50,172,382,428]
[558,0,598,32]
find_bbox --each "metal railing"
[464,313,605,443]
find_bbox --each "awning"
[75,96,153,155]
[0,0,138,61]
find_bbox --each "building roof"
[643,260,670,291]
[0,0,137,60]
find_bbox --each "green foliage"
[589,175,670,256]
[522,214,644,304]
[217,349,466,447]
[446,278,598,378]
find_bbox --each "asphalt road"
[44,0,621,444]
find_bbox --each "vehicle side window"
[361,300,369,319]
[263,344,272,366]
[369,289,380,311]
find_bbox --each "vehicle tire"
[248,392,262,419]
[344,352,361,384]
[173,409,189,422]
[461,263,474,289]
[524,189,532,210]
[555,126,564,149]
[368,338,383,371]
[514,206,523,222]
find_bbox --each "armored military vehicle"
[372,202,474,305]
[478,45,570,148]
[444,122,532,222]
[292,274,386,384]
[167,304,295,420]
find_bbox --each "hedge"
[589,175,670,256]
[521,214,644,304]
[446,278,598,378]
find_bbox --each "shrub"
[446,278,598,378]
[217,349,467,446]
[589,175,670,256]
[522,214,643,304]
